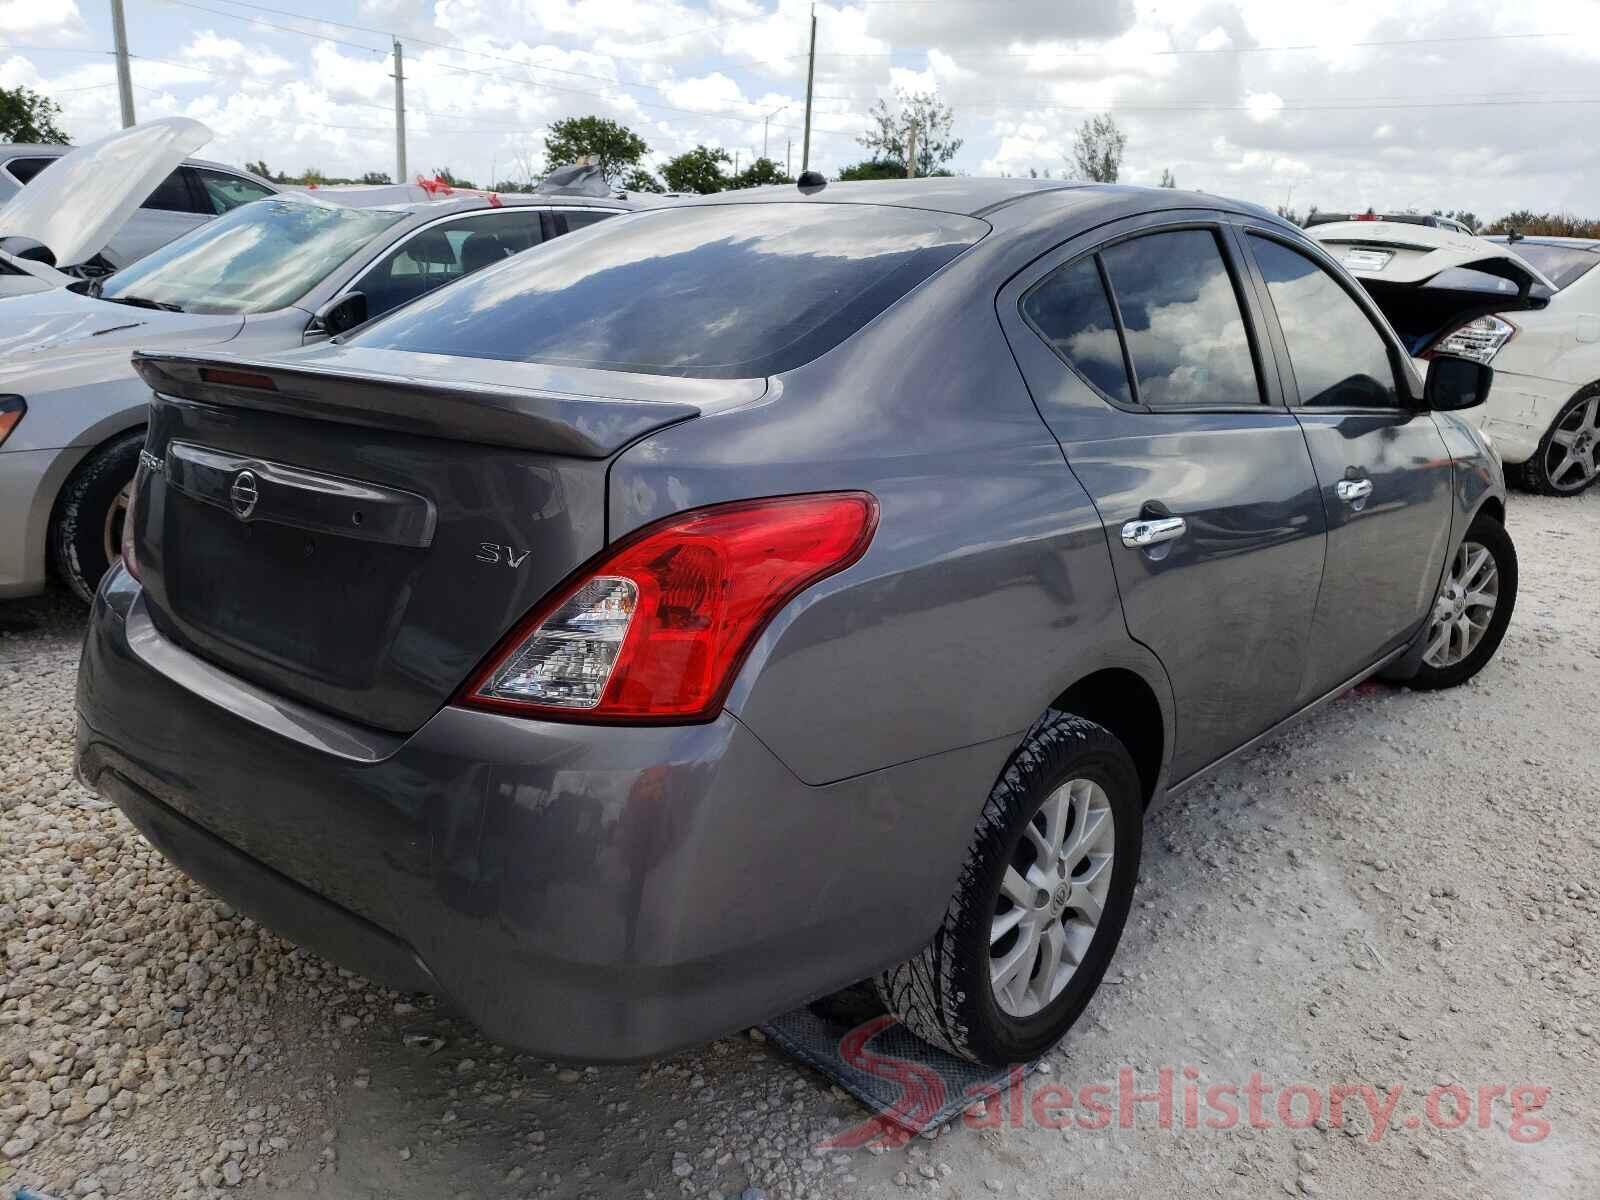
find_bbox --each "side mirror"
[308,291,368,338]
[1423,355,1493,411]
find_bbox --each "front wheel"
[1516,386,1600,496]
[51,430,143,604]
[874,711,1142,1066]
[1407,512,1518,691]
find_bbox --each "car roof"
[350,193,638,222]
[655,177,1297,228]
[1486,234,1600,251]
[0,143,276,185]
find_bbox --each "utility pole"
[763,103,790,162]
[109,0,135,128]
[906,122,918,178]
[786,140,792,176]
[734,150,741,178]
[801,6,816,174]
[392,39,408,183]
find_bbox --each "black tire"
[1406,512,1518,691]
[51,430,144,604]
[874,711,1142,1066]
[1514,384,1600,497]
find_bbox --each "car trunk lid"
[128,346,755,733]
[1308,220,1557,354]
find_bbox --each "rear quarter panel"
[609,230,1165,787]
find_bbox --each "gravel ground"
[2,489,1597,1200]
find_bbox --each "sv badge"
[476,543,533,568]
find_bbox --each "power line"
[803,29,1578,59]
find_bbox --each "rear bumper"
[1475,369,1573,464]
[76,568,1011,1061]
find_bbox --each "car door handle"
[1336,479,1374,505]
[1121,516,1187,548]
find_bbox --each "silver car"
[0,142,277,277]
[0,162,633,601]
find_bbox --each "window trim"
[1018,218,1275,415]
[1238,223,1417,415]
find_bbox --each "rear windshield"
[1497,242,1600,291]
[349,202,986,378]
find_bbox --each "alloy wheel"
[102,480,132,568]
[1423,540,1500,669]
[1543,395,1600,493]
[990,777,1116,1018]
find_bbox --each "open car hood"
[1310,220,1556,355]
[0,117,211,269]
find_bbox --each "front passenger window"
[1249,235,1399,408]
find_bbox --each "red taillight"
[1355,211,1379,221]
[200,367,277,391]
[459,492,879,723]
[120,461,146,582]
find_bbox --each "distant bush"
[1482,211,1600,238]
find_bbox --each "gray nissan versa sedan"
[76,178,1518,1067]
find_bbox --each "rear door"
[1236,224,1455,699]
[346,209,546,322]
[110,167,212,265]
[999,212,1328,782]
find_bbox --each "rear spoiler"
[132,351,702,460]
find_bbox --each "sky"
[3,0,1598,221]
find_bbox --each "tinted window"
[350,203,984,378]
[1250,235,1398,408]
[559,209,614,232]
[193,168,274,214]
[1021,256,1132,404]
[143,168,199,214]
[1499,242,1600,291]
[6,157,53,184]
[1099,229,1260,407]
[355,212,544,319]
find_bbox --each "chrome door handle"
[1336,479,1374,504]
[1121,516,1187,548]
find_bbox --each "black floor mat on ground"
[760,987,1040,1146]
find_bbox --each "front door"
[999,215,1328,782]
[1236,227,1456,700]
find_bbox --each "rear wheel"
[874,711,1142,1066]
[51,430,143,604]
[1407,512,1517,691]
[1516,386,1600,496]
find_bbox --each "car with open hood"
[77,178,1516,1067]
[0,174,635,602]
[1303,220,1600,491]
[0,118,278,293]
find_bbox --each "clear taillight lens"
[1429,315,1515,364]
[459,492,879,723]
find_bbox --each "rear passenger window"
[1099,229,1261,407]
[1249,235,1398,408]
[143,169,199,214]
[6,157,53,185]
[1021,256,1132,405]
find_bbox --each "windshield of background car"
[347,202,987,378]
[95,199,406,314]
[1498,242,1600,291]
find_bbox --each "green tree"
[543,116,650,186]
[244,159,275,180]
[837,158,908,181]
[430,166,476,188]
[360,171,392,185]
[1159,167,1177,188]
[857,89,961,177]
[661,144,731,194]
[1071,114,1125,183]
[731,157,792,189]
[619,167,665,193]
[0,85,68,144]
